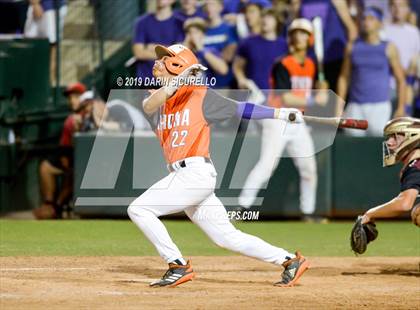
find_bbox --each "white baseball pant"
[127,157,294,265]
[24,5,67,44]
[239,119,317,215]
[344,101,392,137]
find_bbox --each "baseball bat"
[313,17,325,82]
[288,113,369,130]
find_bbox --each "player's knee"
[127,203,144,219]
[298,161,317,179]
[126,204,135,218]
[127,201,156,220]
[212,230,243,252]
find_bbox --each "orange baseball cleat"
[150,260,195,288]
[274,251,310,287]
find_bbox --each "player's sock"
[284,253,296,261]
[172,258,187,266]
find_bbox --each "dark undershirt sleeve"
[202,88,238,124]
[271,61,291,90]
[400,166,420,193]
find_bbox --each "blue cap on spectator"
[363,7,383,22]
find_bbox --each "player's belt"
[167,156,213,173]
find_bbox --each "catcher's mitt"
[350,216,378,254]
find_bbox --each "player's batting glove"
[350,216,378,255]
[276,108,304,123]
[163,64,208,97]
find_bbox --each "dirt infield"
[0,256,419,309]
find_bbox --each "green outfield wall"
[69,133,400,218]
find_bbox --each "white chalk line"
[0,267,101,272]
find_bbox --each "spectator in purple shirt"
[234,8,288,90]
[173,0,205,23]
[203,0,238,88]
[297,0,357,91]
[132,0,184,81]
[222,0,242,15]
[337,7,406,136]
[235,0,271,39]
[183,17,228,78]
[383,0,420,113]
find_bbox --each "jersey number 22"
[171,130,188,148]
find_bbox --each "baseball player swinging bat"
[128,44,310,289]
[288,113,369,130]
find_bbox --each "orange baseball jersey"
[268,54,316,109]
[144,85,238,164]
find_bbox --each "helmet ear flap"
[163,56,185,75]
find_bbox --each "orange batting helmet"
[155,44,199,75]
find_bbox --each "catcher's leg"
[185,194,294,265]
[239,119,287,208]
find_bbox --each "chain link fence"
[59,0,143,87]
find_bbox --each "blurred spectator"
[219,0,242,25]
[173,0,205,22]
[233,8,288,90]
[383,0,419,71]
[363,0,390,21]
[383,0,420,112]
[240,18,326,222]
[347,0,363,24]
[235,0,271,39]
[221,0,242,15]
[203,0,238,88]
[106,99,152,132]
[132,0,183,82]
[33,87,120,219]
[24,0,68,85]
[337,7,406,137]
[272,0,300,34]
[297,0,358,91]
[407,54,420,117]
[409,0,420,27]
[183,17,228,76]
[34,82,86,219]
